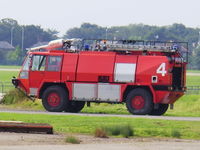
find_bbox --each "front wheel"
[42,86,68,112]
[126,88,153,115]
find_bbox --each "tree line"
[0,18,58,65]
[0,18,200,69]
[64,23,200,69]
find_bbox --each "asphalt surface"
[1,142,200,150]
[0,68,19,71]
[0,109,200,121]
[0,132,199,150]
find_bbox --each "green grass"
[0,112,200,139]
[102,124,134,138]
[0,71,18,92]
[65,136,81,144]
[187,76,200,86]
[0,71,18,82]
[166,95,200,117]
[0,65,21,69]
[82,103,128,114]
[3,94,200,117]
[1,89,200,117]
[82,95,200,117]
[171,129,181,138]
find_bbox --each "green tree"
[64,23,105,39]
[7,46,22,65]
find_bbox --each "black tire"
[42,86,68,112]
[126,88,153,115]
[148,104,169,116]
[65,101,85,113]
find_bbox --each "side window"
[47,56,62,71]
[31,55,46,71]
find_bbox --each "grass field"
[0,65,21,69]
[187,76,200,86]
[0,112,200,139]
[1,89,200,117]
[82,95,200,117]
[0,71,18,82]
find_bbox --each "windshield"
[22,55,32,71]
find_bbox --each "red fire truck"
[12,39,187,115]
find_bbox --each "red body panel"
[115,55,138,64]
[18,78,29,94]
[61,53,78,81]
[155,91,184,104]
[29,71,45,88]
[76,51,116,82]
[136,56,171,85]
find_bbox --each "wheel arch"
[39,82,69,99]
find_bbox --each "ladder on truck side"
[81,39,188,61]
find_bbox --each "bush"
[94,128,108,138]
[120,125,134,138]
[95,124,134,138]
[1,88,28,105]
[171,129,181,138]
[65,136,81,144]
[109,126,121,136]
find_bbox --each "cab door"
[29,55,47,96]
[29,54,62,96]
[44,55,62,82]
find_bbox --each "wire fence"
[0,82,199,95]
[186,86,200,95]
[0,81,14,93]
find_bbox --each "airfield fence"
[186,86,200,95]
[0,81,14,93]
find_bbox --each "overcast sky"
[0,0,199,35]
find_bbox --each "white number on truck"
[156,63,167,76]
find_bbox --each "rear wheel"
[126,88,153,115]
[42,86,68,112]
[65,101,85,113]
[149,104,169,116]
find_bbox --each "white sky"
[0,0,200,35]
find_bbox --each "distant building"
[0,41,15,51]
[0,41,15,65]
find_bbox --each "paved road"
[0,132,199,150]
[1,142,200,150]
[187,72,200,76]
[0,68,19,71]
[0,109,200,121]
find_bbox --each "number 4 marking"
[156,63,167,76]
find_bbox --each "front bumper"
[12,78,19,88]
